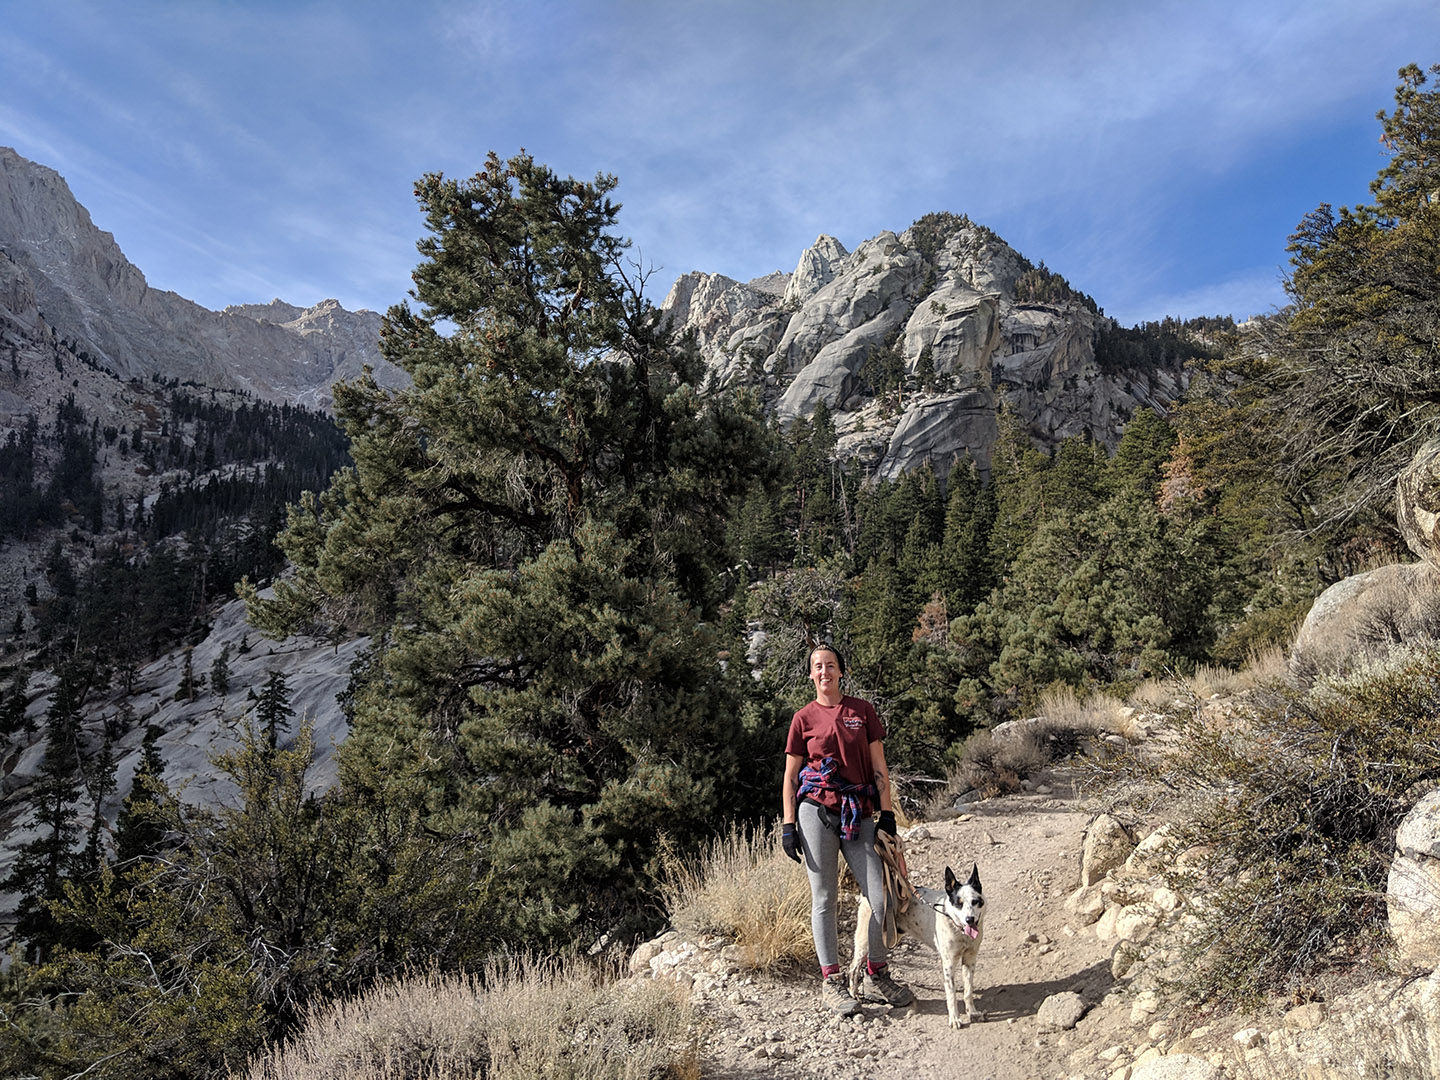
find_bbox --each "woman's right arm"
[782,753,803,823]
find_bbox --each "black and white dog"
[849,863,986,1027]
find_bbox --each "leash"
[874,829,918,948]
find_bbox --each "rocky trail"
[635,763,1286,1080]
[686,770,1131,1080]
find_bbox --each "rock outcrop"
[663,217,1187,481]
[1289,562,1440,683]
[1388,790,1440,967]
[1292,437,1440,684]
[0,146,404,408]
[1398,436,1440,566]
[0,598,362,922]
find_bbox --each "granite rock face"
[782,233,848,309]
[662,216,1185,482]
[1388,789,1440,967]
[0,146,404,408]
[1397,436,1440,567]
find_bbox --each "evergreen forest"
[0,62,1437,1080]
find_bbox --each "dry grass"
[1130,646,1293,713]
[1035,685,1128,735]
[658,823,813,971]
[234,959,698,1080]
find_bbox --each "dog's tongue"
[964,924,979,940]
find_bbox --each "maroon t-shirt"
[785,695,885,815]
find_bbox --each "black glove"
[876,810,897,837]
[782,821,801,863]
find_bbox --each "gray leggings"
[797,800,888,969]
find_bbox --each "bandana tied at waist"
[797,756,877,841]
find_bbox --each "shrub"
[931,688,1130,811]
[657,823,812,971]
[234,960,698,1080]
[1118,648,1440,1009]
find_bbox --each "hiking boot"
[820,973,861,1016]
[861,966,914,1007]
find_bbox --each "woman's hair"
[807,642,846,675]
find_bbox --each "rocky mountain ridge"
[0,146,404,410]
[662,219,1187,483]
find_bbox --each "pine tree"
[916,343,937,392]
[242,151,776,951]
[79,733,117,875]
[114,725,171,865]
[174,646,202,702]
[210,644,232,697]
[255,670,294,750]
[5,663,85,959]
[1242,63,1440,532]
[0,667,30,736]
[1108,407,1177,502]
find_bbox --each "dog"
[849,863,986,1028]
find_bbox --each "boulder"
[1289,562,1440,684]
[1388,790,1440,966]
[1065,883,1107,926]
[1082,814,1136,886]
[1397,437,1440,566]
[1035,990,1088,1032]
[1115,905,1160,944]
[1282,1001,1328,1031]
[1126,824,1182,874]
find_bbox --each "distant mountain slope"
[0,146,404,409]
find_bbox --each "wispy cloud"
[2,0,1435,323]
[1125,267,1291,326]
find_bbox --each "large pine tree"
[244,151,775,949]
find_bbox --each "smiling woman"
[781,641,912,1016]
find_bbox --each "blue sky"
[2,1,1435,326]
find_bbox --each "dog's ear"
[944,865,957,892]
[967,863,981,891]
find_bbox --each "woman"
[781,643,912,1015]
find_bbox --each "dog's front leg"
[961,959,984,1023]
[848,897,870,1000]
[940,954,964,1028]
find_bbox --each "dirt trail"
[694,770,1142,1080]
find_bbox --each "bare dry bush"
[934,724,1051,809]
[1236,642,1291,688]
[1128,649,1291,717]
[658,823,812,970]
[1037,685,1126,730]
[931,686,1138,813]
[234,959,698,1080]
